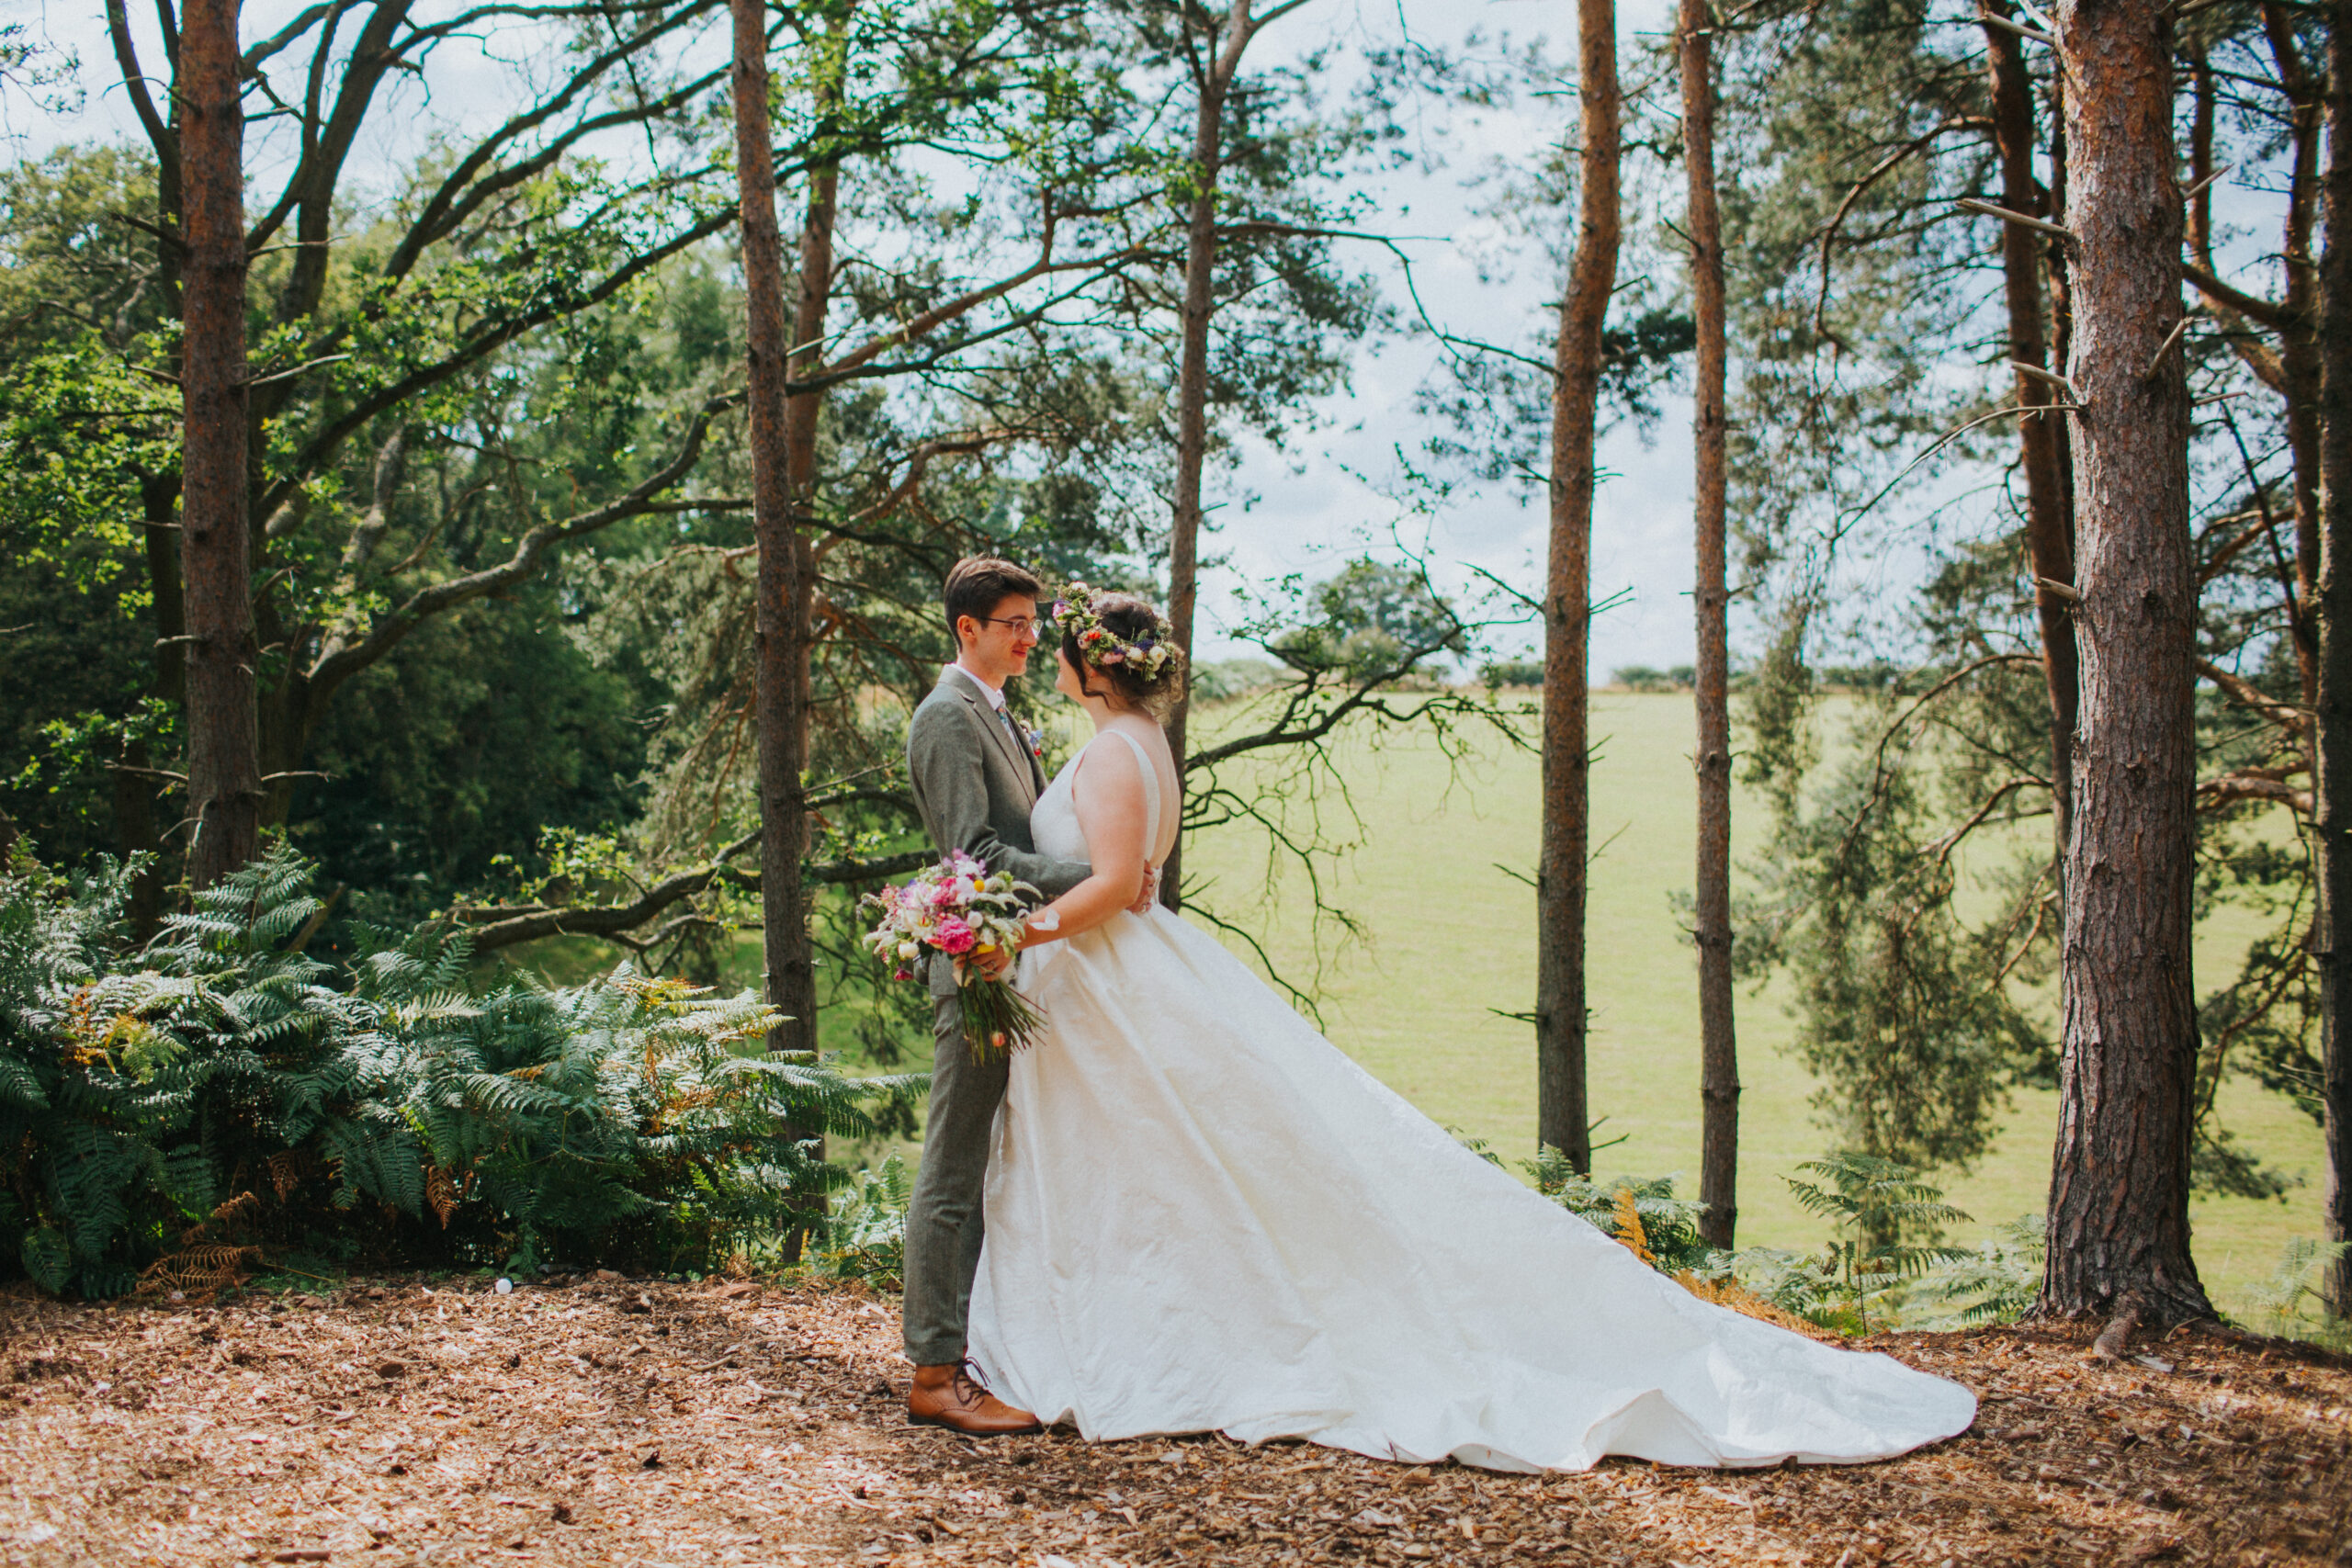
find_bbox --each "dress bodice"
[1031,728,1166,867]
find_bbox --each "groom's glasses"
[980,615,1041,636]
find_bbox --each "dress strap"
[1100,728,1161,858]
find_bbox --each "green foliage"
[814,1154,913,1289]
[1736,665,2057,1179]
[1781,1154,1971,1332]
[2244,1239,2351,1352]
[1478,659,1544,690]
[0,840,909,1296]
[1724,1246,1852,1331]
[297,601,653,913]
[0,846,406,1297]
[1914,1213,2046,1327]
[1189,660,1285,702]
[1265,559,1472,681]
[1611,666,1695,693]
[1527,1155,1717,1277]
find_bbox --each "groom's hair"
[944,557,1043,646]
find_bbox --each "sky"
[7,0,1737,678]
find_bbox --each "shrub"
[1479,658,1545,690]
[1527,1153,1716,1275]
[1189,659,1284,702]
[0,842,912,1296]
[2246,1238,2352,1352]
[1915,1213,2045,1327]
[1781,1154,1972,1332]
[816,1153,913,1289]
[1,850,420,1297]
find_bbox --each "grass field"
[1176,690,2328,1325]
[502,690,2330,1326]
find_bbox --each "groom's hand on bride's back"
[1127,867,1160,915]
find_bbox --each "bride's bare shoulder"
[1106,718,1173,765]
[1072,724,1164,795]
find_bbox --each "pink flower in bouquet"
[934,916,978,954]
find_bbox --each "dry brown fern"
[266,1150,310,1201]
[1611,1189,1656,1268]
[1674,1270,1840,1342]
[209,1190,261,1226]
[137,1243,264,1301]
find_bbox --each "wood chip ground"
[1,1278,2346,1565]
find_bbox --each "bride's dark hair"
[1057,588,1187,720]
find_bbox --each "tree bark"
[1159,3,1263,915]
[180,0,262,891]
[2312,0,2352,1316]
[1983,0,2079,866]
[735,0,824,1061]
[2263,2,2324,707]
[119,472,189,936]
[2037,0,2215,1329]
[1537,0,1621,1172]
[1680,0,1736,1248]
[2048,79,2077,511]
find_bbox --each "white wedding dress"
[967,730,1975,1472]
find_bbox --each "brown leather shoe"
[906,1359,1043,1436]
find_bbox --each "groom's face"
[960,592,1041,683]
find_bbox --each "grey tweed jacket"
[905,666,1091,996]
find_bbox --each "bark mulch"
[0,1275,2346,1567]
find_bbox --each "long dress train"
[967,730,1975,1472]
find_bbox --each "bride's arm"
[1015,741,1151,949]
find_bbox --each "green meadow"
[1176,690,2326,1325]
[503,689,2327,1325]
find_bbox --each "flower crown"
[1051,581,1178,681]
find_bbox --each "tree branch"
[2195,655,2306,728]
[303,392,742,703]
[2184,258,2290,332]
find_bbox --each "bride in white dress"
[967,585,1975,1472]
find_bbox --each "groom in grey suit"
[899,558,1091,1435]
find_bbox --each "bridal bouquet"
[861,852,1048,1059]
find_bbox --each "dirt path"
[1,1277,2345,1566]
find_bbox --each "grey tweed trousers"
[900,995,1006,1366]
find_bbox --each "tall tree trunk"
[1679,0,1736,1248]
[2037,0,2215,1331]
[121,473,188,937]
[2264,2,2324,708]
[1160,0,1272,914]
[735,0,824,1063]
[2312,0,2352,1317]
[180,0,262,890]
[2047,80,2077,513]
[1984,0,2079,865]
[1537,0,1621,1172]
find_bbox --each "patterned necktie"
[995,704,1031,765]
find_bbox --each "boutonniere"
[1023,724,1046,759]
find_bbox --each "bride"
[968,583,1975,1472]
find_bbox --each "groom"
[900,557,1117,1435]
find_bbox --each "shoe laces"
[951,1358,995,1404]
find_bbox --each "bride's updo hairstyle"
[1053,581,1188,720]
